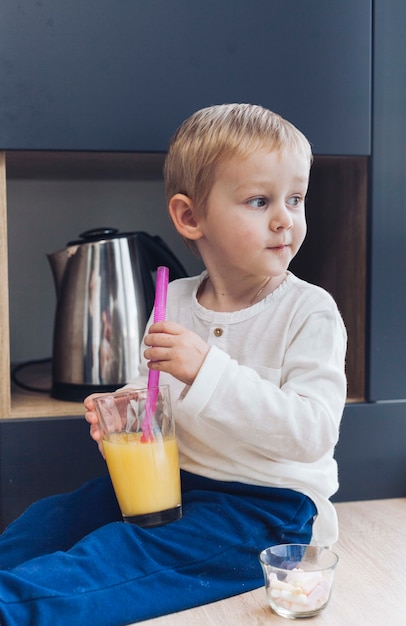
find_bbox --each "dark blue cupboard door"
[0,0,371,154]
[368,0,406,401]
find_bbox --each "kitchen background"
[0,0,405,529]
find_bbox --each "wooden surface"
[10,390,84,419]
[10,360,84,419]
[0,152,11,417]
[136,498,405,626]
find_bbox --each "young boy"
[0,104,346,625]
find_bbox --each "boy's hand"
[84,394,106,458]
[144,321,209,386]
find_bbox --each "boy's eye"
[247,197,267,209]
[287,195,302,207]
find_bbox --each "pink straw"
[142,266,169,441]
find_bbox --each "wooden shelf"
[10,361,84,419]
[0,152,10,417]
[1,151,368,420]
[9,356,363,421]
[10,392,85,420]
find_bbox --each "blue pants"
[0,472,316,626]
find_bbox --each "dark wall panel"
[0,0,371,154]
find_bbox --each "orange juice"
[102,432,181,517]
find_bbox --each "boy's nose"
[269,203,293,231]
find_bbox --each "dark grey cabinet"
[0,0,371,154]
[0,1,405,530]
[368,0,406,400]
[0,418,107,530]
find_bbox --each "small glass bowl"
[258,543,338,619]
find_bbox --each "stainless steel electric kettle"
[47,228,187,401]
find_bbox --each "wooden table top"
[136,498,406,626]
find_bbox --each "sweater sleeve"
[176,306,347,465]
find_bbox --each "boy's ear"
[168,194,203,241]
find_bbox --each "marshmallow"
[286,570,323,594]
[268,571,331,615]
[306,580,330,609]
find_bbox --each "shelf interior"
[290,156,367,401]
[3,152,367,419]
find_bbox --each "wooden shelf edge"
[8,358,364,420]
[0,151,11,416]
[5,391,365,421]
[9,398,85,420]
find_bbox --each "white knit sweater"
[127,271,347,547]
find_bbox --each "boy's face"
[196,148,309,282]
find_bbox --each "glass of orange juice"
[93,385,182,527]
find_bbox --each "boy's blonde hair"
[164,103,312,217]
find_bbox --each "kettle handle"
[137,232,188,316]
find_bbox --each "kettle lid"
[67,227,139,246]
